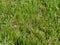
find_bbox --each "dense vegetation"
[0,0,60,45]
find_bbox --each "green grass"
[0,0,60,45]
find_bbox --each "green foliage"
[0,0,60,45]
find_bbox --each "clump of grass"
[0,0,60,45]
